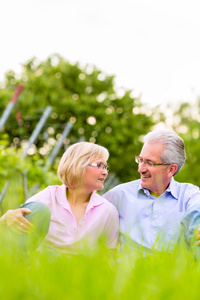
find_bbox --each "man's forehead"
[140,142,165,159]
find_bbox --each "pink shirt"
[26,185,119,254]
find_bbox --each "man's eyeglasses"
[88,163,110,171]
[135,156,171,168]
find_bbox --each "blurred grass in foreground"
[1,179,200,299]
[0,242,200,300]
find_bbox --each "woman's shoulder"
[26,185,64,203]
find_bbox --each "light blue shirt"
[103,177,200,252]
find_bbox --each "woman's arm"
[0,208,34,235]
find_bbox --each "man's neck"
[149,182,170,197]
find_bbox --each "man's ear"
[168,164,178,177]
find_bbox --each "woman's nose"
[101,167,108,175]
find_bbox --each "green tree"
[0,54,156,184]
[171,99,200,186]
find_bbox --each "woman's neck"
[66,187,91,206]
[66,187,92,224]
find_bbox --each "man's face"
[138,142,171,196]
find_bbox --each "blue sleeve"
[181,200,200,259]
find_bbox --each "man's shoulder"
[172,179,200,197]
[104,179,140,195]
[93,192,119,216]
[174,179,199,191]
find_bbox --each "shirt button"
[154,215,157,218]
[153,231,156,235]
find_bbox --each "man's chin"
[140,182,149,189]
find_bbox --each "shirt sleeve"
[25,187,52,206]
[183,192,200,233]
[181,193,200,257]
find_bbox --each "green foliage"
[171,99,200,186]
[0,241,199,300]
[0,146,59,212]
[1,54,200,195]
[0,54,156,184]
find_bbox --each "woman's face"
[82,158,109,192]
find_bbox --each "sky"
[1,0,200,108]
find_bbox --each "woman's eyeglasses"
[88,163,110,171]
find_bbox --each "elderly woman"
[20,141,119,254]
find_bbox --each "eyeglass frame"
[88,162,110,171]
[135,156,172,167]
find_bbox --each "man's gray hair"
[143,129,186,175]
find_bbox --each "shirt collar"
[138,177,178,199]
[55,184,70,209]
[165,177,178,199]
[85,192,104,213]
[55,185,104,211]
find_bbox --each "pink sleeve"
[25,186,52,206]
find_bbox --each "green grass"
[1,179,200,299]
[0,242,200,300]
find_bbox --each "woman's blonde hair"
[57,142,109,188]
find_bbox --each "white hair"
[143,129,186,175]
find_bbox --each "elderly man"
[103,129,200,254]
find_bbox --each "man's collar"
[165,177,178,199]
[138,177,178,199]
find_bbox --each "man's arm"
[196,225,200,246]
[181,203,200,257]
